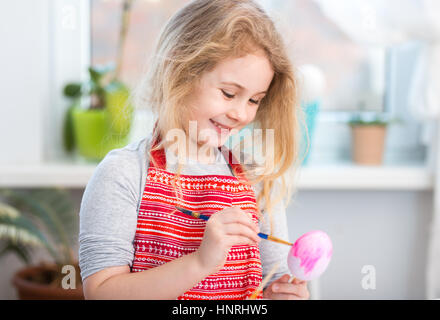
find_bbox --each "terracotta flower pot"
[351,125,387,165]
[11,264,84,300]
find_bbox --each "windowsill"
[0,159,432,190]
[297,162,432,190]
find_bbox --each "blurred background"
[1,0,439,299]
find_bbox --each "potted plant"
[348,112,402,165]
[62,0,135,161]
[0,188,83,300]
[63,65,134,161]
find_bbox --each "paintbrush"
[248,261,280,300]
[174,206,293,246]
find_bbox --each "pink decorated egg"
[287,230,332,281]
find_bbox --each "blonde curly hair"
[132,0,307,233]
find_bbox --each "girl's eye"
[221,90,260,105]
[221,90,234,99]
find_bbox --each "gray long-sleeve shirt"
[78,132,291,291]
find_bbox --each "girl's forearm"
[88,251,212,299]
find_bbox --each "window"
[91,0,390,112]
[89,0,427,165]
[91,0,192,89]
[262,0,388,112]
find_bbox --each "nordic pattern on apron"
[131,132,263,300]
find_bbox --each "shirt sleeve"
[256,179,292,290]
[78,146,145,281]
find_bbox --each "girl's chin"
[198,127,230,147]
[197,138,225,148]
[197,137,229,149]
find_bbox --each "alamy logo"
[61,4,77,31]
[61,265,77,290]
[164,120,275,171]
[361,265,376,290]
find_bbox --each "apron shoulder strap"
[148,124,166,170]
[218,146,246,181]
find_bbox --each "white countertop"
[0,160,433,190]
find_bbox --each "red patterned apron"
[131,130,263,300]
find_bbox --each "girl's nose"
[227,101,248,124]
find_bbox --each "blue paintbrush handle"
[175,206,268,240]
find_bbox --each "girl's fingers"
[278,273,305,285]
[226,235,259,246]
[278,274,291,283]
[272,282,309,298]
[268,293,306,300]
[218,209,259,232]
[223,223,260,243]
[291,277,307,285]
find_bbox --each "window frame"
[47,0,91,162]
[85,0,426,166]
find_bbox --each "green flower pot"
[72,106,129,161]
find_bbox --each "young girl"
[79,0,309,300]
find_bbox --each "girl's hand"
[194,206,260,275]
[263,274,310,300]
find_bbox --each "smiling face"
[184,49,275,151]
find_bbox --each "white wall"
[0,189,431,299]
[0,0,89,165]
[286,190,432,299]
[0,0,50,164]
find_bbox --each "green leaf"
[0,202,20,219]
[0,215,47,248]
[89,64,115,85]
[348,119,388,126]
[0,241,32,264]
[89,66,103,85]
[62,102,77,152]
[63,83,82,99]
[1,189,76,264]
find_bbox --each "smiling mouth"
[209,119,233,132]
